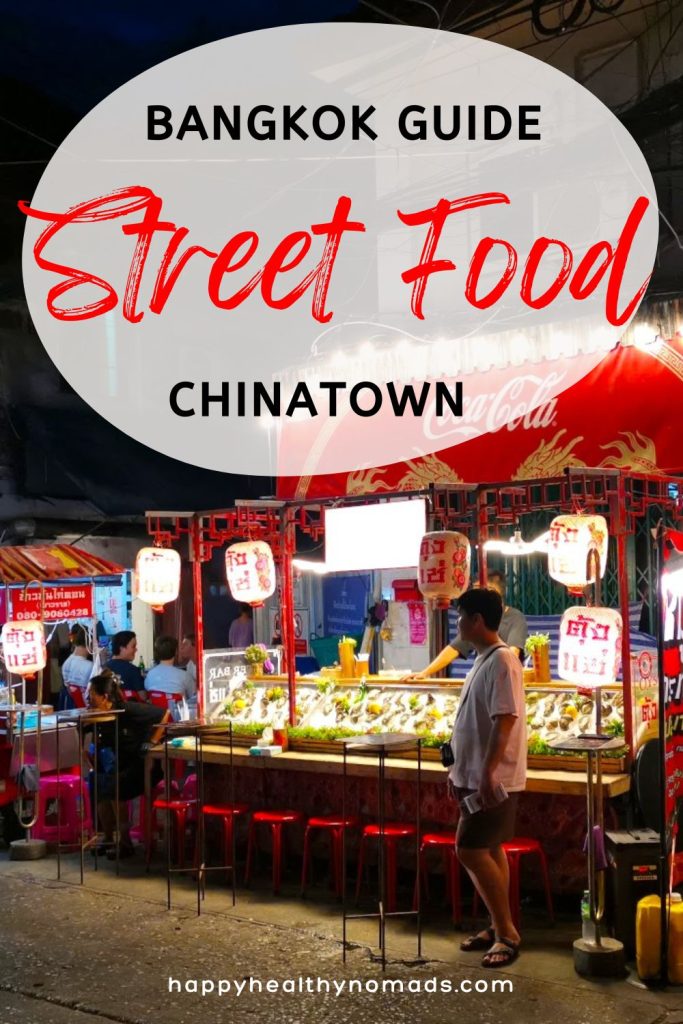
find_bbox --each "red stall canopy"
[277,336,683,499]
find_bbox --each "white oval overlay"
[22,23,657,477]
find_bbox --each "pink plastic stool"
[355,821,417,913]
[245,810,303,894]
[32,773,87,845]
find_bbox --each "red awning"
[277,336,683,498]
[0,545,124,584]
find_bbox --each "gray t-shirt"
[450,606,527,660]
[448,644,527,792]
[144,663,195,701]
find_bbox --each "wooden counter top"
[146,742,630,798]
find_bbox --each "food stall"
[0,545,126,818]
[142,471,678,890]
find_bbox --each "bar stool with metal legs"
[155,720,237,913]
[55,707,124,884]
[341,732,422,971]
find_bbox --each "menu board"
[202,647,282,722]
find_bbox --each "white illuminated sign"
[324,500,426,572]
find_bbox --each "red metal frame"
[146,470,681,757]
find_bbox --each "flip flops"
[481,937,520,968]
[459,926,495,952]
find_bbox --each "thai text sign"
[8,585,93,623]
[661,538,683,833]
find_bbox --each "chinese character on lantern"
[225,541,275,606]
[135,547,181,610]
[558,606,622,686]
[1,620,46,675]
[417,531,471,609]
[548,514,608,591]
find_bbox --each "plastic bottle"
[636,892,683,983]
[138,657,146,677]
[580,890,596,941]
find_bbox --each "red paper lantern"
[1,620,47,676]
[548,514,608,591]
[225,541,276,607]
[558,606,622,686]
[417,531,471,609]
[135,547,181,610]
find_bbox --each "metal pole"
[379,748,386,970]
[655,525,669,984]
[342,743,347,963]
[191,516,205,721]
[280,514,297,727]
[56,713,61,881]
[416,737,422,959]
[617,532,635,757]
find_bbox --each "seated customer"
[61,623,93,690]
[106,630,145,695]
[145,635,196,717]
[88,671,169,857]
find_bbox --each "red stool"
[245,810,303,894]
[300,815,360,897]
[199,802,250,879]
[355,822,417,913]
[472,836,554,929]
[146,777,195,867]
[413,832,462,925]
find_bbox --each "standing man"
[228,604,254,649]
[447,587,527,968]
[408,570,527,679]
[106,630,145,695]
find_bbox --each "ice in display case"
[202,654,627,768]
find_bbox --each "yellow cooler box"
[636,893,683,984]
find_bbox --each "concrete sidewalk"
[1,850,682,1024]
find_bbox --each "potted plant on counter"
[244,643,271,678]
[525,633,551,683]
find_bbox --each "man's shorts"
[455,789,519,849]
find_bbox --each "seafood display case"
[203,662,626,769]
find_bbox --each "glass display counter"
[201,655,627,769]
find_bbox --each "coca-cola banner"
[661,533,683,839]
[277,336,683,497]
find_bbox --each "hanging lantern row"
[417,531,471,609]
[547,514,608,592]
[557,606,622,687]
[135,547,181,611]
[1,620,47,676]
[225,541,276,607]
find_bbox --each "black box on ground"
[605,829,661,955]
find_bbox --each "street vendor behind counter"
[408,572,528,680]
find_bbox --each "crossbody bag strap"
[454,642,508,721]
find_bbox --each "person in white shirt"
[447,587,526,969]
[61,624,93,689]
[144,635,195,718]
